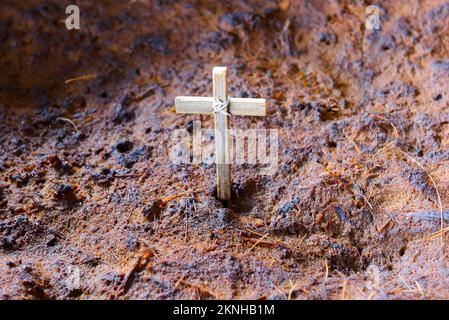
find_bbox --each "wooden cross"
[175,67,266,202]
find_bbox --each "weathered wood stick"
[213,67,232,201]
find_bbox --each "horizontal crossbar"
[175,96,266,116]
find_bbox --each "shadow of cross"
[175,67,266,202]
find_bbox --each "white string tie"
[213,99,231,117]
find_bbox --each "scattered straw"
[353,181,374,210]
[428,226,449,240]
[141,239,161,259]
[287,280,301,300]
[242,228,288,246]
[175,278,217,299]
[377,218,393,233]
[372,114,445,245]
[65,74,97,84]
[244,233,269,255]
[357,286,366,297]
[340,279,348,300]
[324,259,329,283]
[56,117,79,133]
[398,150,444,245]
[398,274,412,290]
[415,280,425,298]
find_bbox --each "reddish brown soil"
[0,0,448,300]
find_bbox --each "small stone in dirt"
[113,96,135,124]
[115,140,133,153]
[142,201,163,222]
[54,183,77,201]
[121,145,152,168]
[434,93,442,101]
[278,196,300,216]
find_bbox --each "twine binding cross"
[213,99,231,117]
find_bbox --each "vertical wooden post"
[213,67,231,201]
